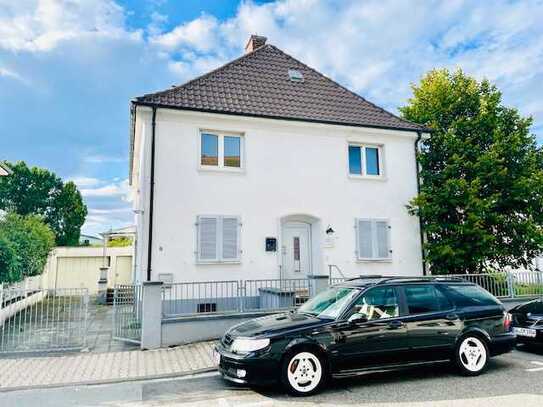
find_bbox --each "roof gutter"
[146,106,157,281]
[415,131,427,276]
[131,101,431,133]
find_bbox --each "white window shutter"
[357,219,373,259]
[222,217,240,260]
[198,216,218,261]
[375,221,391,259]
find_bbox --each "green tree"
[0,213,55,282]
[0,161,87,246]
[400,69,543,274]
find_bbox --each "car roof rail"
[345,275,384,281]
[375,276,465,285]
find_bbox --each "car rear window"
[516,300,543,315]
[442,284,500,307]
[404,284,452,314]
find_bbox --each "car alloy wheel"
[456,336,488,375]
[283,351,324,395]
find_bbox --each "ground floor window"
[196,215,241,263]
[355,218,391,261]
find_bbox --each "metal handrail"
[328,264,346,282]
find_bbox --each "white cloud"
[83,154,126,164]
[79,178,130,200]
[150,14,220,52]
[82,205,133,235]
[0,0,140,52]
[69,176,101,187]
[0,67,27,83]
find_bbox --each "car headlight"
[231,338,270,353]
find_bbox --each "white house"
[129,36,429,284]
[0,162,11,220]
[0,162,10,177]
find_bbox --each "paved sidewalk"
[0,341,216,391]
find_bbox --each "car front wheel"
[281,350,325,396]
[455,335,489,376]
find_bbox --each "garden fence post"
[140,281,163,350]
[506,272,515,298]
[238,280,244,313]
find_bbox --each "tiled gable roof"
[135,44,424,132]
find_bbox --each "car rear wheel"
[455,335,489,376]
[281,350,325,396]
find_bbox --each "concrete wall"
[132,108,424,283]
[161,311,276,346]
[42,246,134,294]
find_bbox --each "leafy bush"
[107,236,133,247]
[0,235,19,283]
[0,212,55,283]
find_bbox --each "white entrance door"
[282,222,311,278]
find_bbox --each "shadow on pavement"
[515,343,543,356]
[252,359,517,404]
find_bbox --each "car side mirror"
[348,313,368,324]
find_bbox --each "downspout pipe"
[146,106,157,281]
[415,131,427,276]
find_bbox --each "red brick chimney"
[244,35,267,53]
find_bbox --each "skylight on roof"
[288,69,304,82]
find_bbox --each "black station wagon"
[214,276,515,396]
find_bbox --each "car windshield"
[298,286,360,319]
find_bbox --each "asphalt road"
[3,345,543,406]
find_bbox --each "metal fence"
[0,276,43,304]
[112,284,143,344]
[0,288,89,354]
[162,278,312,317]
[447,271,543,298]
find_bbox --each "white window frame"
[347,143,385,179]
[355,218,392,262]
[195,215,242,264]
[199,130,245,172]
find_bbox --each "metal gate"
[112,284,142,344]
[0,288,89,354]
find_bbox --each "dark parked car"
[214,276,515,396]
[510,298,543,345]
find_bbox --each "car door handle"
[445,313,459,321]
[387,320,405,330]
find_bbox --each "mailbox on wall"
[265,237,277,252]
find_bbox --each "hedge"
[0,212,55,284]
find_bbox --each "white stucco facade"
[131,107,425,283]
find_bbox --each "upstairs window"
[348,144,382,177]
[355,218,391,261]
[200,131,243,170]
[196,215,241,263]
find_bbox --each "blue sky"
[1,0,542,236]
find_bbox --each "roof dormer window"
[288,69,304,82]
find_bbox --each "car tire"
[281,348,327,396]
[455,335,489,376]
